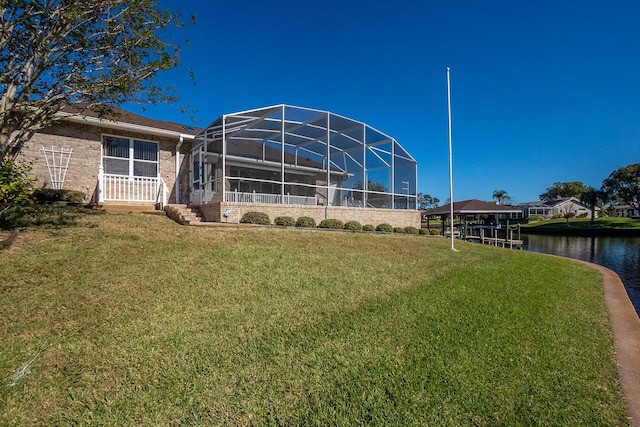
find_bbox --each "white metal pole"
[447,67,455,251]
[281,105,285,204]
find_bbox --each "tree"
[539,181,593,201]
[601,163,640,214]
[558,202,575,226]
[1,0,191,159]
[492,189,511,205]
[580,189,606,223]
[417,193,439,210]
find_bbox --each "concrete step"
[165,204,204,225]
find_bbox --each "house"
[17,104,420,227]
[515,197,596,219]
[611,205,639,218]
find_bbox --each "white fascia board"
[459,209,522,214]
[57,111,195,141]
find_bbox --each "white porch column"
[281,105,285,204]
[362,123,366,208]
[326,112,331,206]
[221,116,226,204]
[175,135,183,204]
[98,141,104,203]
[391,139,395,209]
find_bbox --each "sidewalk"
[577,260,640,427]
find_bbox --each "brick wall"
[200,202,421,228]
[15,121,190,204]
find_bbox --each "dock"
[466,235,523,249]
[464,225,523,249]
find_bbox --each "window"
[103,136,158,177]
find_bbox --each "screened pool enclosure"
[191,105,417,209]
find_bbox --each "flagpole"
[446,67,455,251]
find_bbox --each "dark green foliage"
[376,223,393,232]
[0,204,100,230]
[240,211,270,225]
[418,228,429,235]
[0,0,191,158]
[361,224,375,231]
[295,216,316,228]
[343,220,362,231]
[274,216,295,227]
[404,226,419,234]
[393,227,405,233]
[602,163,640,213]
[318,218,344,229]
[540,181,593,201]
[0,157,33,221]
[32,188,86,203]
[429,228,440,235]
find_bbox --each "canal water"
[522,234,640,317]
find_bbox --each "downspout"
[175,136,183,204]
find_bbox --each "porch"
[97,173,168,208]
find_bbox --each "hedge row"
[240,211,431,235]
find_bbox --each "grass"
[522,216,640,230]
[0,210,629,425]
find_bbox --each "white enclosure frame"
[193,105,418,209]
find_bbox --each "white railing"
[100,174,161,204]
[157,177,168,208]
[225,190,317,206]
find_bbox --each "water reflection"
[523,235,640,316]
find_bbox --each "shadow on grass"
[0,203,104,230]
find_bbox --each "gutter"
[57,111,195,141]
[175,136,184,204]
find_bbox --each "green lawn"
[0,211,629,425]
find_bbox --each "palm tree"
[492,190,512,205]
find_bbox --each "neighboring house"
[611,205,639,218]
[17,104,420,227]
[515,197,596,219]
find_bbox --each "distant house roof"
[516,197,588,209]
[57,104,201,138]
[423,199,521,216]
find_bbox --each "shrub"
[376,223,393,232]
[295,216,316,228]
[429,228,440,235]
[318,218,343,229]
[343,220,362,231]
[32,188,86,203]
[362,224,375,232]
[240,211,270,225]
[393,227,405,233]
[419,228,429,235]
[274,216,295,226]
[404,226,419,234]
[1,204,99,229]
[0,157,33,219]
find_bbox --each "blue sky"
[124,0,640,204]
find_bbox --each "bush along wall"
[240,211,270,225]
[318,218,344,229]
[274,216,295,226]
[343,220,362,231]
[32,188,86,204]
[295,216,316,228]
